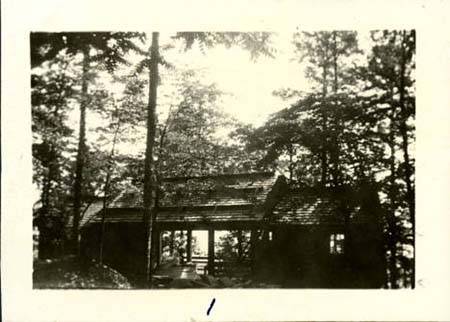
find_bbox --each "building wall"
[260,225,384,288]
[348,223,385,288]
[80,221,385,288]
[81,223,145,285]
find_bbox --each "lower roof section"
[77,173,374,230]
[86,205,265,227]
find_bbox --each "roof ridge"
[161,171,275,182]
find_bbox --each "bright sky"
[54,30,377,175]
[159,32,309,126]
[154,31,371,126]
[62,33,304,146]
[65,32,314,157]
[66,31,373,149]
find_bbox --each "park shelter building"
[79,172,385,288]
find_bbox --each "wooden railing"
[181,255,251,276]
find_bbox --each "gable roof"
[109,172,277,209]
[271,188,345,226]
[66,200,105,230]
[79,174,374,228]
[80,201,105,226]
[82,172,277,227]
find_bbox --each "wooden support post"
[262,230,270,242]
[250,229,258,275]
[169,230,175,256]
[179,230,184,263]
[208,229,215,276]
[237,230,243,262]
[186,230,192,263]
[155,229,162,267]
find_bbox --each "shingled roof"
[271,188,346,226]
[66,199,104,230]
[84,172,277,226]
[109,172,276,209]
[80,174,366,228]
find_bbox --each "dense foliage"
[245,30,415,288]
[31,30,414,288]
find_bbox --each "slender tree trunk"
[39,151,53,259]
[320,63,329,186]
[332,32,339,95]
[387,139,399,288]
[142,32,159,287]
[342,198,353,283]
[99,106,121,264]
[331,31,340,186]
[46,145,59,256]
[151,110,172,268]
[288,148,295,182]
[399,31,414,219]
[46,105,61,210]
[41,72,64,222]
[399,30,415,288]
[42,156,51,213]
[72,45,90,256]
[387,88,399,289]
[155,125,168,204]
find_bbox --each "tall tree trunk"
[399,30,415,288]
[288,148,295,182]
[142,32,159,287]
[387,87,399,289]
[42,155,51,213]
[99,105,121,264]
[38,149,53,259]
[320,62,329,186]
[154,122,169,225]
[387,137,398,288]
[332,32,339,95]
[43,103,62,220]
[72,45,90,256]
[331,31,340,186]
[155,125,168,205]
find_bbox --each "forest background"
[31,30,415,288]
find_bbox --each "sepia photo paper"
[2,0,450,321]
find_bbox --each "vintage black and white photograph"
[30,30,415,290]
